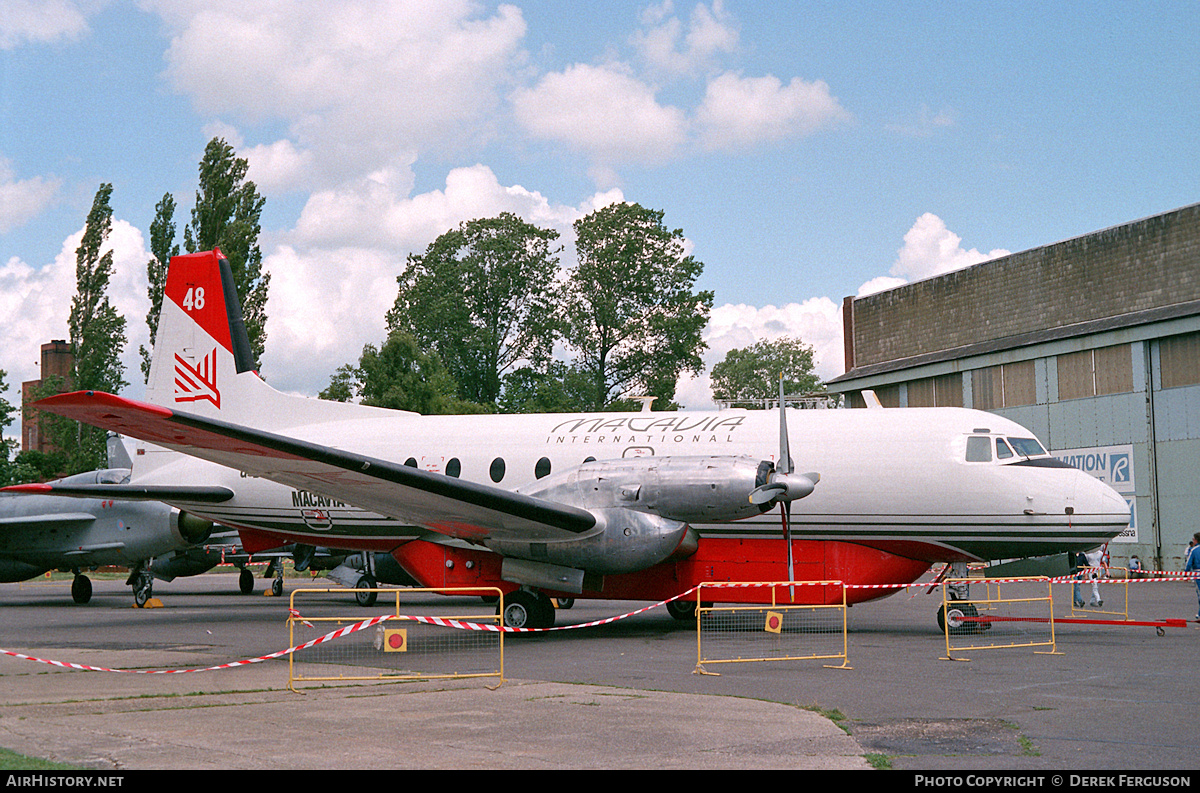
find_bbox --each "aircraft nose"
[1074,469,1130,524]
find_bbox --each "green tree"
[63,183,128,472]
[560,202,713,411]
[320,332,488,415]
[710,336,824,406]
[184,138,269,368]
[139,192,180,382]
[386,213,562,406]
[496,362,594,414]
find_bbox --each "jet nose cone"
[1074,470,1130,532]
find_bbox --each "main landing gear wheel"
[239,568,254,595]
[666,600,713,621]
[500,590,555,630]
[666,599,698,621]
[937,602,987,634]
[71,574,92,605]
[271,576,283,597]
[355,575,378,607]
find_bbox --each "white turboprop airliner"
[19,250,1130,629]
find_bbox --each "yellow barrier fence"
[286,586,504,691]
[693,581,851,675]
[1063,567,1130,621]
[941,576,1058,662]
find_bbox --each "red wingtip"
[0,483,53,493]
[35,390,174,418]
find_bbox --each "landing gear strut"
[936,562,987,634]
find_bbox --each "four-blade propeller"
[747,376,820,594]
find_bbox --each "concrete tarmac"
[1,570,1197,771]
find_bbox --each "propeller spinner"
[748,376,820,507]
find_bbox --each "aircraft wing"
[3,483,236,502]
[31,390,598,542]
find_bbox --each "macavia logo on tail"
[175,348,221,408]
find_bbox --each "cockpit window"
[1008,437,1047,457]
[996,439,1014,459]
[966,435,992,462]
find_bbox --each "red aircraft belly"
[390,537,930,606]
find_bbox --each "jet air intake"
[172,510,214,546]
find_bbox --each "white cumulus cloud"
[0,0,97,49]
[890,212,1010,283]
[0,158,60,233]
[512,63,689,166]
[697,72,850,151]
[148,0,529,187]
[632,0,740,77]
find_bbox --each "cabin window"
[996,439,1014,459]
[446,458,461,478]
[583,456,596,463]
[404,457,417,468]
[489,457,505,483]
[966,436,992,462]
[535,457,552,479]
[1008,437,1047,457]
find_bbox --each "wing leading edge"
[4,483,236,502]
[32,390,598,542]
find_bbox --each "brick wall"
[850,203,1200,367]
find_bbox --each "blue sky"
[2,0,1198,433]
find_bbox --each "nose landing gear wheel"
[937,602,985,634]
[132,570,154,607]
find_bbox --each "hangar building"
[826,203,1200,572]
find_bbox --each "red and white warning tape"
[3,573,1196,673]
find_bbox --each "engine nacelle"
[518,455,773,524]
[483,456,772,575]
[484,507,690,575]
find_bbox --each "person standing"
[1185,533,1200,620]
